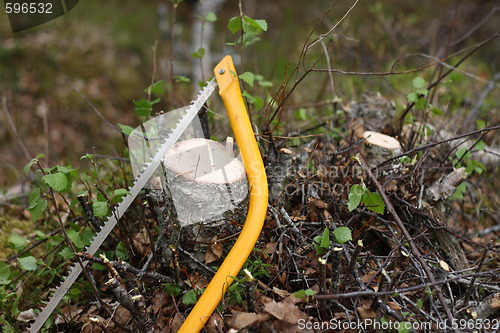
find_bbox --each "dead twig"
[76,252,175,284]
[314,269,499,300]
[377,124,500,168]
[1,95,32,161]
[357,156,459,332]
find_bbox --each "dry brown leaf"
[264,242,277,255]
[132,227,151,255]
[385,179,398,192]
[387,301,402,312]
[263,300,308,324]
[283,294,304,305]
[272,286,290,298]
[167,312,184,333]
[491,295,500,310]
[356,299,376,320]
[310,198,328,209]
[154,307,168,333]
[80,314,107,333]
[227,311,270,329]
[304,266,318,276]
[361,270,377,283]
[205,241,223,264]
[152,291,168,315]
[113,306,132,325]
[205,313,225,333]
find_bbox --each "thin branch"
[377,124,500,168]
[314,269,499,300]
[358,156,459,332]
[76,252,175,284]
[1,95,32,161]
[59,68,120,132]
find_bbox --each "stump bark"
[163,138,248,227]
[160,138,249,265]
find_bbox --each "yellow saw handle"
[178,55,268,332]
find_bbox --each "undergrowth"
[1,1,499,332]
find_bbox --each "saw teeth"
[28,78,217,333]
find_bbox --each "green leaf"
[24,154,45,174]
[348,184,365,211]
[242,90,257,103]
[164,283,181,297]
[173,75,191,83]
[294,108,308,121]
[146,80,165,96]
[476,119,486,130]
[415,96,427,110]
[182,289,198,305]
[0,262,11,282]
[319,228,330,249]
[416,298,424,309]
[191,47,205,59]
[406,92,417,103]
[293,289,317,299]
[118,124,134,136]
[17,256,38,271]
[42,173,68,192]
[205,12,217,22]
[80,153,94,161]
[362,192,386,214]
[412,76,427,89]
[293,289,306,298]
[332,227,352,244]
[455,146,470,160]
[239,72,255,86]
[474,140,486,151]
[67,229,84,249]
[134,99,153,117]
[67,287,81,302]
[111,188,130,204]
[28,188,41,210]
[449,71,464,82]
[254,96,264,111]
[465,159,486,175]
[313,228,330,255]
[56,165,74,174]
[59,247,74,260]
[9,233,28,251]
[398,322,412,333]
[305,289,317,296]
[92,200,109,218]
[29,198,47,222]
[115,241,130,260]
[228,16,242,33]
[243,16,267,32]
[258,80,273,88]
[431,106,444,116]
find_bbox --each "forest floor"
[0,1,499,332]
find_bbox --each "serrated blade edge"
[28,79,217,333]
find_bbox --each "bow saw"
[29,55,268,333]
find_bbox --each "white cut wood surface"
[362,131,402,167]
[163,138,248,226]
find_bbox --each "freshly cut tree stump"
[163,138,248,227]
[361,131,402,167]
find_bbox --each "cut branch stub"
[362,131,402,167]
[163,138,248,226]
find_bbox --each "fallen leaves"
[205,238,223,264]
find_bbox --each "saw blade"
[28,79,217,333]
